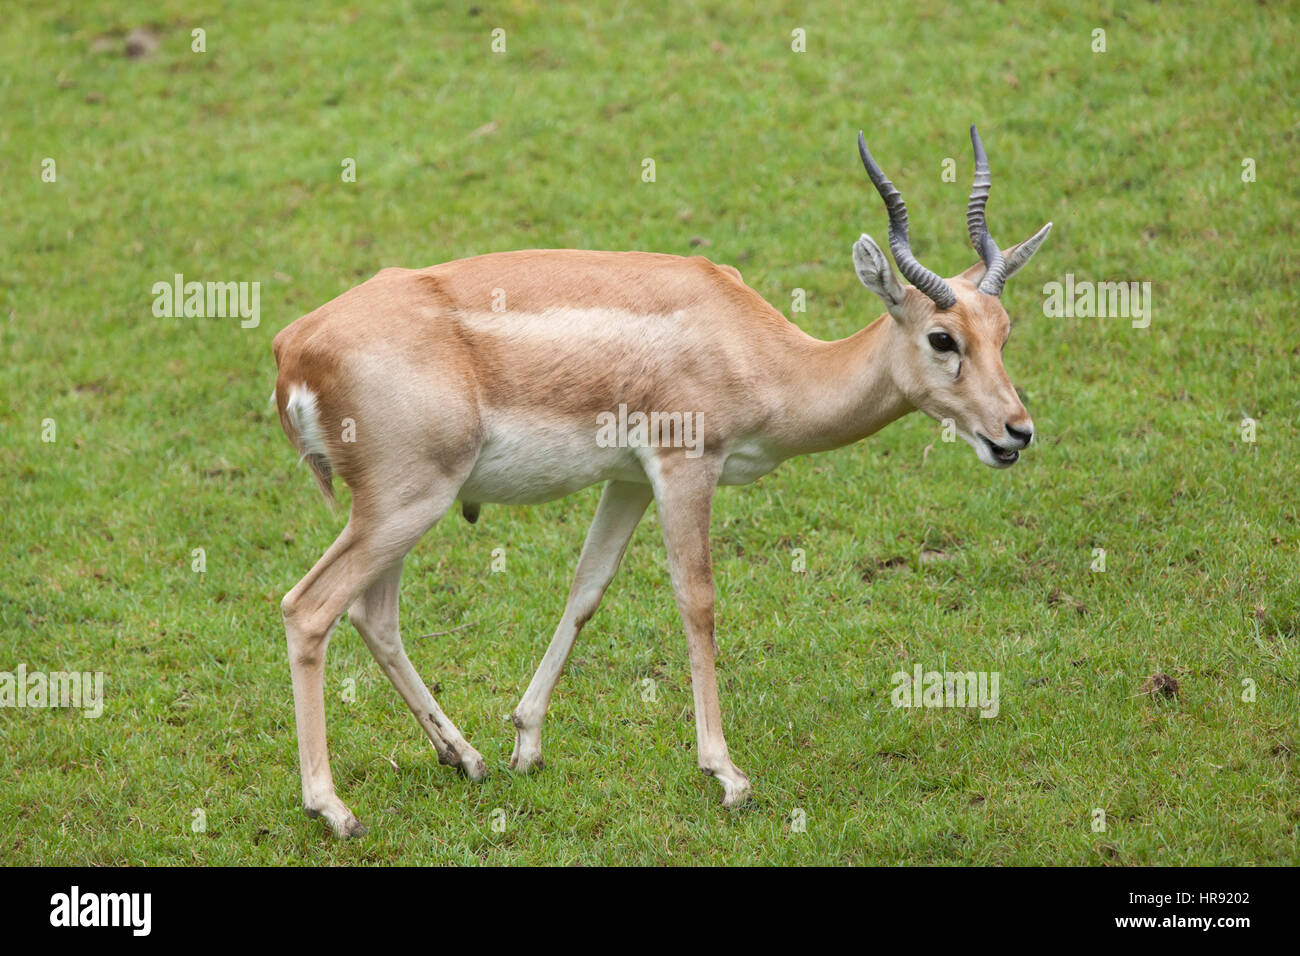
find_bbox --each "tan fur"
[271,235,1045,836]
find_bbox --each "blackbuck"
[273,125,1052,837]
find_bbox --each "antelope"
[272,125,1052,837]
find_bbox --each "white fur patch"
[460,415,645,505]
[284,384,330,461]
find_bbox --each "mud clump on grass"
[1140,673,1180,699]
[124,28,160,59]
[1047,587,1087,616]
[857,554,909,582]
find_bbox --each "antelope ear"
[852,234,907,320]
[1002,222,1052,280]
[957,222,1053,287]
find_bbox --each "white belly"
[719,437,781,485]
[459,418,647,505]
[459,420,781,504]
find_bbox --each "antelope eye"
[928,331,957,353]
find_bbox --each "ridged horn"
[858,131,956,310]
[967,125,1008,296]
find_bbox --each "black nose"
[1005,423,1033,447]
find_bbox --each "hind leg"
[348,561,487,780]
[282,487,458,838]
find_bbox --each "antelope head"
[852,126,1052,468]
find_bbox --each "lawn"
[1,0,1296,865]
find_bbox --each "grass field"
[1,0,1297,865]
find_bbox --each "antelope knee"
[282,594,334,667]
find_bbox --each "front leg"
[510,479,652,773]
[647,453,751,807]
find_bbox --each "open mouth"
[980,435,1020,465]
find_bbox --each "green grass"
[1,0,1297,865]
